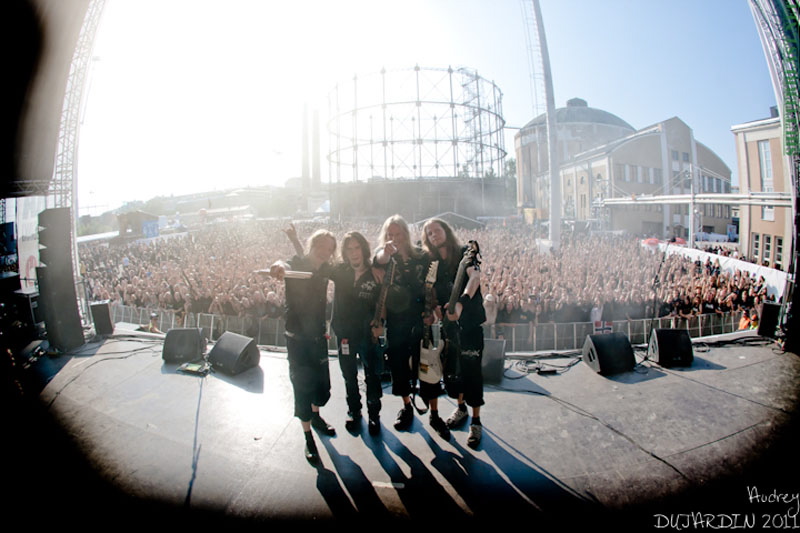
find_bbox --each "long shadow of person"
[423,429,549,524]
[311,459,358,522]
[480,425,607,526]
[319,437,392,521]
[360,423,469,524]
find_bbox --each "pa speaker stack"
[647,328,693,367]
[582,332,635,376]
[162,328,207,363]
[758,302,782,339]
[208,331,260,375]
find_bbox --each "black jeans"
[338,336,383,419]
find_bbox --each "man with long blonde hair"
[374,215,429,432]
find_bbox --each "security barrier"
[106,302,746,354]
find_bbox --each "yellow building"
[732,109,793,271]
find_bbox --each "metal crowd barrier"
[108,303,746,354]
[488,311,746,353]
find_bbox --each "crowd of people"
[79,218,776,335]
[77,216,780,462]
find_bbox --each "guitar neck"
[373,260,395,323]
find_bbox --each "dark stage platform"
[5,327,800,530]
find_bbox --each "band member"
[373,215,429,432]
[285,226,383,435]
[267,229,337,464]
[422,218,486,449]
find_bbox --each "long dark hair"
[341,231,371,267]
[422,218,462,268]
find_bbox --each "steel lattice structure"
[327,65,506,183]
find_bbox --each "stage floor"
[6,327,800,530]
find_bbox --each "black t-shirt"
[430,245,486,330]
[283,255,332,338]
[329,263,379,341]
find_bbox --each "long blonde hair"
[378,214,422,259]
[307,229,337,265]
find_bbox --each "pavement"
[5,325,800,531]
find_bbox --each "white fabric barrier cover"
[655,243,788,300]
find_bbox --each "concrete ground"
[5,326,799,531]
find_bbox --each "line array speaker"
[647,328,693,367]
[35,265,84,352]
[582,332,634,376]
[208,331,260,375]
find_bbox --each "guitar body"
[441,241,480,397]
[419,335,445,384]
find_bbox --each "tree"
[504,157,517,179]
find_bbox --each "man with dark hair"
[422,218,486,448]
[285,227,384,435]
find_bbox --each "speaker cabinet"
[482,338,505,385]
[582,332,634,376]
[163,328,206,363]
[90,301,114,336]
[758,302,782,339]
[208,331,260,375]
[648,328,693,367]
[35,266,84,352]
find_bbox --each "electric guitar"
[418,260,444,384]
[442,240,481,387]
[370,258,396,344]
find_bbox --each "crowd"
[79,218,776,332]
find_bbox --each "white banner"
[15,196,46,289]
[657,243,789,300]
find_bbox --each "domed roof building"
[515,98,732,239]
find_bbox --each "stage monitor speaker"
[162,328,206,363]
[35,266,84,352]
[582,332,634,376]
[758,302,782,339]
[208,331,260,375]
[482,338,506,385]
[648,328,693,367]
[90,301,114,336]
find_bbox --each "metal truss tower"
[748,0,800,350]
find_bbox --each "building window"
[682,152,690,162]
[764,235,772,261]
[672,150,679,161]
[776,237,783,267]
[653,168,662,184]
[752,234,760,257]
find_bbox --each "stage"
[5,327,800,530]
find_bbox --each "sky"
[76,0,777,217]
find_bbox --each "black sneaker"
[305,436,320,463]
[368,417,381,435]
[345,411,361,432]
[430,415,451,440]
[311,413,336,436]
[393,404,414,431]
